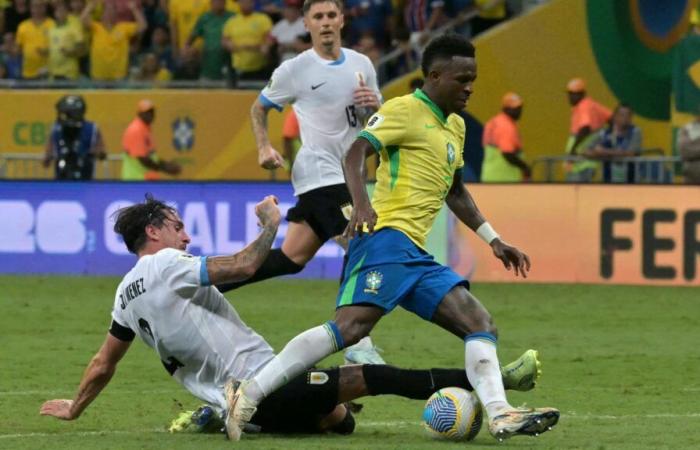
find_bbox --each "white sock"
[465,334,511,420]
[245,321,343,403]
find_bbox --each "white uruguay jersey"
[111,248,275,412]
[260,48,382,195]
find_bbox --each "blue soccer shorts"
[336,228,469,321]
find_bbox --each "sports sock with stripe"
[245,321,345,403]
[465,332,511,419]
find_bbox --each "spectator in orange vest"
[481,91,530,182]
[565,77,612,182]
[121,99,181,180]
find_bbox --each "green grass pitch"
[1,276,699,449]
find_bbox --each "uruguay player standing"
[227,34,560,442]
[219,0,384,364]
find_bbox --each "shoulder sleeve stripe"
[109,320,135,342]
[200,256,211,286]
[359,130,382,153]
[259,94,283,112]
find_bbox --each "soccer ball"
[422,387,483,441]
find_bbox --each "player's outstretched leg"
[224,321,344,440]
[335,348,541,404]
[226,306,383,440]
[432,287,559,441]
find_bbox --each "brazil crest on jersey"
[358,89,465,249]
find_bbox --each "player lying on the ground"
[38,195,540,436]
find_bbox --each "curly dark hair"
[421,33,475,76]
[113,194,176,254]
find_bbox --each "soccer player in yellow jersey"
[226,34,559,442]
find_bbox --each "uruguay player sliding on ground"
[218,0,385,365]
[227,34,560,442]
[38,195,541,437]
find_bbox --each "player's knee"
[334,319,369,347]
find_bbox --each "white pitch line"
[3,414,700,439]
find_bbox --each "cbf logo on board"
[172,117,195,152]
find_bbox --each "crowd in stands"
[0,0,513,85]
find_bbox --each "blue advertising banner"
[0,181,344,277]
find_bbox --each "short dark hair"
[421,33,475,76]
[113,194,176,254]
[302,0,343,14]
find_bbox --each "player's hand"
[343,201,377,239]
[490,238,531,278]
[40,399,76,420]
[258,145,285,170]
[255,195,281,229]
[353,86,380,110]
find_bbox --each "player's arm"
[40,333,132,420]
[445,170,531,277]
[206,196,282,284]
[250,99,286,170]
[342,137,377,237]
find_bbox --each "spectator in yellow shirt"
[169,0,208,60]
[169,0,238,62]
[222,0,272,86]
[48,0,84,79]
[15,0,54,79]
[81,0,146,80]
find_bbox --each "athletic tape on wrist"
[476,222,500,244]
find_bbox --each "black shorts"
[286,184,352,243]
[250,367,340,434]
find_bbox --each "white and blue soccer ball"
[422,387,483,441]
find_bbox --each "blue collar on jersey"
[328,49,346,66]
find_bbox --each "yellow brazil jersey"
[89,21,138,80]
[170,0,209,49]
[67,15,86,48]
[16,18,55,78]
[222,12,272,72]
[359,89,465,249]
[48,23,81,79]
